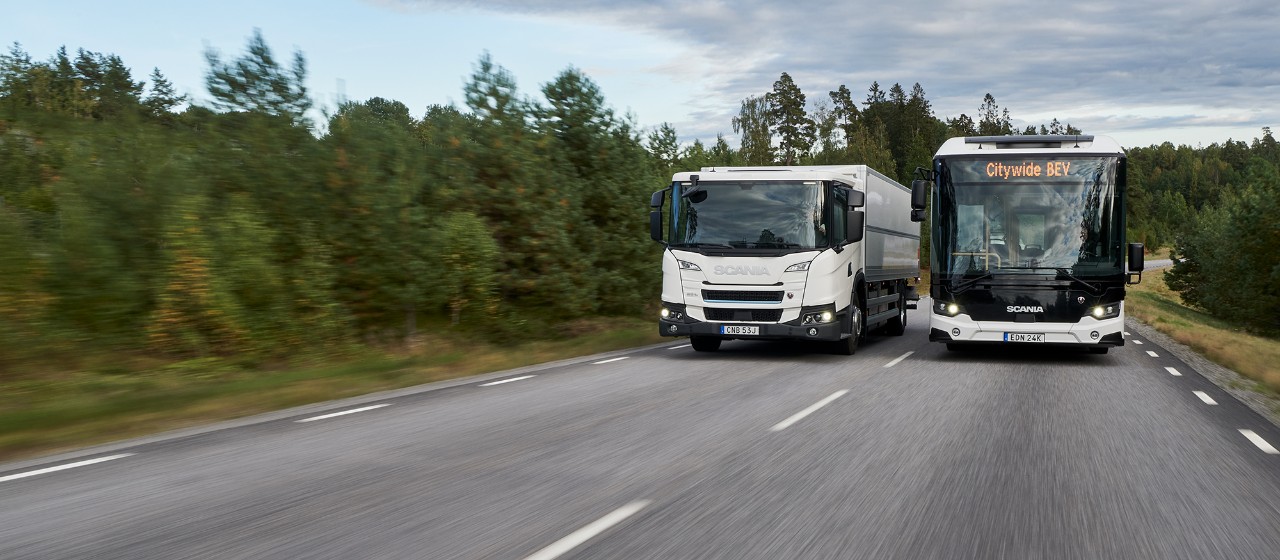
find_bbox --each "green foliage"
[436,211,499,325]
[768,72,815,165]
[1166,158,1280,334]
[204,28,311,126]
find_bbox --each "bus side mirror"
[846,210,865,243]
[1127,242,1144,284]
[910,180,929,210]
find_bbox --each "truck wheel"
[690,336,721,352]
[835,294,865,355]
[884,288,907,336]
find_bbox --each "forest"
[1,31,1276,372]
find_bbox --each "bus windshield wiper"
[994,266,1103,294]
[1056,268,1103,295]
[951,271,993,294]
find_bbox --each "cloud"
[382,0,1280,145]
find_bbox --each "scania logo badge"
[1077,296,1086,304]
[787,292,794,299]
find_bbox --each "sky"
[3,0,1277,150]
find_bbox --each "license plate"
[721,325,759,335]
[1005,332,1045,342]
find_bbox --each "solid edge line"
[1165,367,1183,377]
[522,500,652,560]
[480,375,535,387]
[667,344,691,350]
[770,390,849,432]
[593,357,629,365]
[883,351,914,368]
[0,453,134,483]
[1239,429,1280,454]
[1193,391,1217,405]
[296,403,390,423]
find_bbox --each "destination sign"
[984,161,1073,180]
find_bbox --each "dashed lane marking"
[593,357,629,365]
[1146,350,1160,357]
[667,344,691,350]
[1193,391,1217,405]
[296,404,390,423]
[1239,430,1279,454]
[522,500,652,560]
[480,375,535,387]
[1166,367,1182,377]
[1,454,134,483]
[884,352,914,368]
[770,390,849,432]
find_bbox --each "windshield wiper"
[670,242,735,250]
[989,266,1104,294]
[1056,268,1103,295]
[950,271,993,294]
[738,241,802,249]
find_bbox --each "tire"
[835,292,865,355]
[883,286,907,336]
[690,336,722,352]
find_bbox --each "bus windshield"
[934,156,1123,283]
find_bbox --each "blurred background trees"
[1,31,1276,368]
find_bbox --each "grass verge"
[1126,267,1280,398]
[0,317,664,463]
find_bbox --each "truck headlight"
[801,306,836,324]
[677,260,701,271]
[785,261,812,273]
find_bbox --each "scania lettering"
[650,165,920,354]
[910,135,1145,353]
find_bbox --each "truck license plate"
[1005,332,1045,343]
[721,325,759,335]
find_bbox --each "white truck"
[650,165,920,353]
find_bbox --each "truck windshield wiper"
[670,242,734,250]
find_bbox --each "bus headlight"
[1089,304,1120,320]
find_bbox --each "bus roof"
[935,134,1124,157]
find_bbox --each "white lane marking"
[667,344,691,350]
[296,404,390,423]
[1132,340,1144,345]
[0,454,134,483]
[883,351,914,368]
[1124,331,1130,336]
[1193,391,1218,405]
[480,375,535,387]
[1146,351,1159,357]
[593,357,629,365]
[522,500,652,560]
[770,390,849,432]
[1165,367,1183,377]
[1239,430,1280,454]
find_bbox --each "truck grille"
[702,290,784,303]
[705,308,784,322]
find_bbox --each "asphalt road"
[3,302,1279,559]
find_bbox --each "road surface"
[3,302,1278,559]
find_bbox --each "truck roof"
[671,164,876,184]
[935,134,1125,157]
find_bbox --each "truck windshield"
[934,156,1123,284]
[670,181,827,250]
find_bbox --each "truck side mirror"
[846,210,865,244]
[650,189,667,243]
[910,209,926,223]
[1127,242,1144,284]
[910,179,929,211]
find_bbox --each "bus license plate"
[721,325,759,336]
[1005,332,1045,343]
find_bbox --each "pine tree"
[767,72,815,165]
[204,28,311,126]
